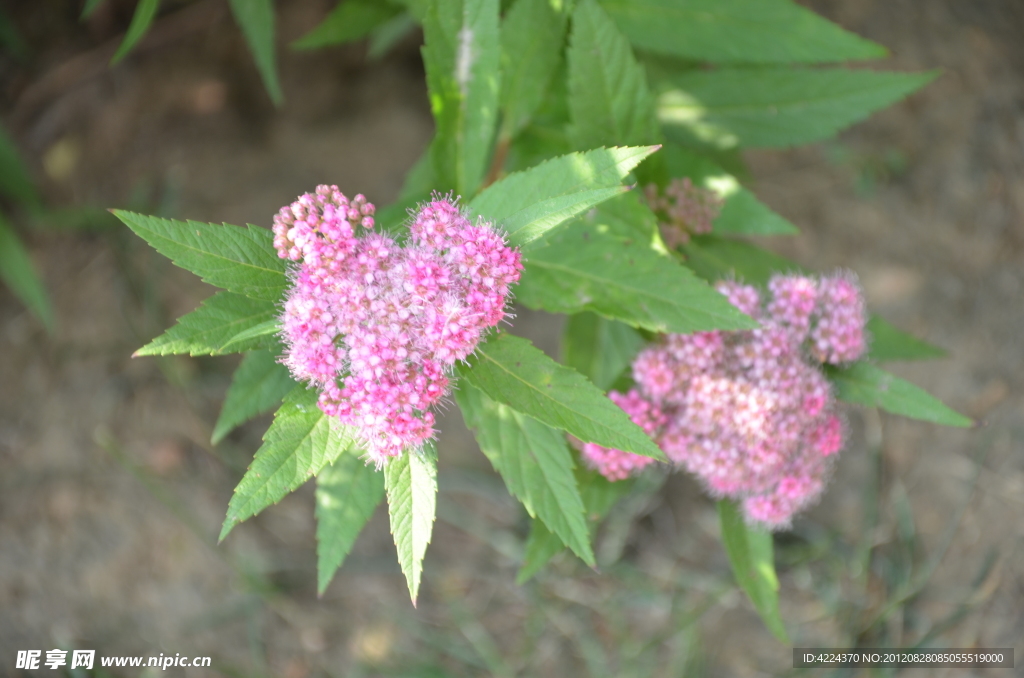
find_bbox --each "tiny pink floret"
[274,187,522,466]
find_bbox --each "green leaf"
[866,316,946,362]
[212,349,295,444]
[219,385,358,541]
[398,145,437,201]
[469,145,659,246]
[718,499,788,642]
[292,0,403,50]
[392,0,428,22]
[81,0,107,20]
[517,465,634,582]
[458,333,666,461]
[228,0,284,105]
[567,0,659,150]
[457,382,594,565]
[218,318,281,352]
[110,0,160,64]
[422,0,501,197]
[590,188,659,240]
[658,68,938,149]
[600,0,886,64]
[0,124,39,208]
[316,450,385,594]
[0,214,53,330]
[662,144,797,236]
[501,185,628,249]
[367,11,417,59]
[134,291,278,356]
[385,443,438,605]
[562,312,644,391]
[828,362,971,427]
[681,234,800,286]
[499,0,567,138]
[516,212,757,333]
[113,210,288,301]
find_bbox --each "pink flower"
[645,178,724,247]
[595,272,867,530]
[275,187,522,466]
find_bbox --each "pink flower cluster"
[644,178,724,248]
[273,186,522,465]
[581,272,867,529]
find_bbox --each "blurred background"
[0,1,1021,676]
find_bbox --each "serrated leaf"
[0,124,40,208]
[385,443,438,605]
[422,0,500,197]
[212,349,295,444]
[110,0,159,64]
[562,312,643,391]
[501,185,628,249]
[516,213,757,333]
[827,362,971,427]
[718,499,789,642]
[600,0,886,64]
[866,316,946,362]
[219,385,358,541]
[499,0,567,138]
[458,333,666,461]
[681,234,800,286]
[0,214,53,330]
[292,0,403,50]
[457,382,593,565]
[228,0,284,105]
[568,0,659,150]
[662,144,797,236]
[316,451,385,594]
[591,189,660,240]
[658,68,938,149]
[517,464,634,582]
[113,210,288,301]
[135,291,278,356]
[218,318,281,353]
[469,145,659,246]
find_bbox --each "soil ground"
[1,1,1022,676]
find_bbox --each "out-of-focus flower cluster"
[273,186,522,466]
[644,178,724,248]
[581,272,867,529]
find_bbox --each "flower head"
[275,187,522,466]
[589,272,868,530]
[644,178,724,248]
